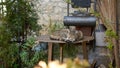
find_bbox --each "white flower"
[38,61,47,68]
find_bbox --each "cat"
[50,28,83,42]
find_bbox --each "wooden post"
[82,41,88,61]
[59,44,63,63]
[114,0,120,68]
[48,42,53,62]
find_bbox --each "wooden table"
[37,35,94,62]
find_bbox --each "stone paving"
[77,46,110,67]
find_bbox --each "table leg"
[60,44,63,63]
[48,42,53,62]
[82,41,88,61]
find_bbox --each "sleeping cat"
[50,28,83,42]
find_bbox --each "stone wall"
[33,0,93,25]
[34,0,71,25]
[33,0,93,35]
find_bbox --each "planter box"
[71,0,91,8]
[76,26,92,36]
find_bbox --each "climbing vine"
[104,20,118,68]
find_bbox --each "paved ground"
[77,46,110,68]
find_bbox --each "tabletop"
[37,35,94,43]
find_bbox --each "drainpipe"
[116,0,119,53]
[94,0,97,11]
[67,2,69,28]
[114,0,120,67]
